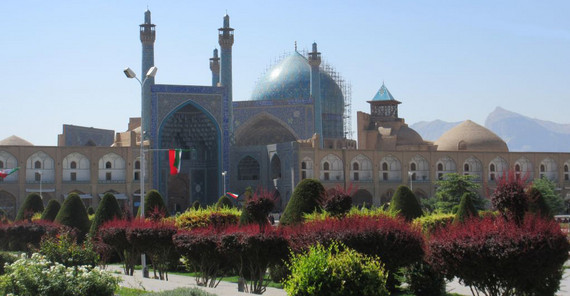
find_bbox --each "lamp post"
[408,171,413,191]
[222,171,227,197]
[123,66,157,278]
[38,171,42,199]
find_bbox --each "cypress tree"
[87,206,96,215]
[216,195,234,209]
[89,192,123,237]
[15,193,44,221]
[454,192,479,224]
[55,193,90,239]
[389,185,423,222]
[40,199,61,221]
[136,189,169,218]
[527,187,551,218]
[280,178,325,226]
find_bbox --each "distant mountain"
[410,107,570,152]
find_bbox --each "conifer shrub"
[55,193,91,240]
[389,185,423,221]
[404,260,446,296]
[192,200,201,210]
[87,206,96,215]
[491,172,527,225]
[412,213,455,236]
[126,219,177,280]
[99,219,138,276]
[137,189,169,218]
[454,192,479,224]
[527,187,551,218]
[215,195,234,209]
[287,215,424,291]
[428,215,570,296]
[15,193,44,222]
[280,178,324,226]
[41,199,61,222]
[89,193,123,237]
[284,242,389,296]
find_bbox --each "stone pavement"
[108,264,570,296]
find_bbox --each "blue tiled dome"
[251,52,345,138]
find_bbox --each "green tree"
[216,195,234,209]
[389,185,423,221]
[55,193,91,239]
[530,177,564,215]
[15,193,44,221]
[89,192,123,237]
[454,192,478,224]
[40,199,61,221]
[280,179,324,226]
[527,187,551,218]
[434,173,485,213]
[136,189,169,219]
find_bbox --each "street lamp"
[123,65,157,278]
[221,171,227,197]
[408,171,414,191]
[38,171,43,199]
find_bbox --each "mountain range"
[410,107,570,152]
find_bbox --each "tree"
[89,192,123,237]
[321,185,353,218]
[55,193,91,240]
[530,177,564,215]
[527,187,551,218]
[136,189,169,219]
[492,172,527,225]
[454,192,478,224]
[40,199,61,222]
[280,179,325,226]
[434,173,486,213]
[389,185,423,222]
[244,188,275,232]
[216,195,234,209]
[15,193,44,221]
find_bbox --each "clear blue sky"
[1,0,569,146]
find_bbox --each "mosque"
[0,10,569,218]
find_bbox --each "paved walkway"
[108,264,570,296]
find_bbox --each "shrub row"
[0,220,67,252]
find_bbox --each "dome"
[396,126,425,146]
[251,51,345,138]
[435,120,508,152]
[0,135,33,146]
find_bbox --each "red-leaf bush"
[126,218,178,280]
[491,171,527,225]
[99,219,139,275]
[219,225,289,294]
[244,189,276,232]
[321,185,353,218]
[3,220,65,252]
[286,215,424,291]
[427,215,570,296]
[173,227,231,287]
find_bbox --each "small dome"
[396,126,425,146]
[0,135,33,146]
[435,120,508,152]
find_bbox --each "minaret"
[209,48,220,87]
[140,9,156,134]
[218,14,234,133]
[308,42,323,148]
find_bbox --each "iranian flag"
[226,192,239,199]
[169,149,182,175]
[0,167,19,179]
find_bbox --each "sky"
[1,0,569,146]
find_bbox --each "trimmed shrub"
[0,253,119,296]
[243,189,275,232]
[219,225,289,294]
[428,215,570,296]
[89,192,123,237]
[126,219,177,280]
[527,187,551,218]
[287,215,424,291]
[192,200,201,210]
[4,220,63,252]
[284,242,389,296]
[412,213,455,236]
[491,172,527,225]
[176,206,240,230]
[87,206,96,215]
[216,195,234,209]
[39,231,99,268]
[55,193,91,240]
[321,185,353,218]
[280,178,325,226]
[389,185,423,222]
[99,219,139,276]
[15,193,44,222]
[454,192,478,224]
[137,189,169,219]
[41,199,61,221]
[404,261,446,296]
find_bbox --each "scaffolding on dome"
[322,60,353,140]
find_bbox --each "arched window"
[106,161,112,169]
[464,156,483,180]
[437,163,443,171]
[409,155,429,181]
[565,164,569,172]
[301,162,306,170]
[301,157,314,180]
[380,155,401,182]
[565,163,569,181]
[464,163,470,172]
[70,161,77,169]
[34,160,42,169]
[540,164,545,172]
[539,158,557,180]
[490,164,495,172]
[0,161,3,169]
[135,161,140,170]
[323,162,330,171]
[321,154,343,182]
[382,162,388,171]
[353,162,359,170]
[410,163,416,171]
